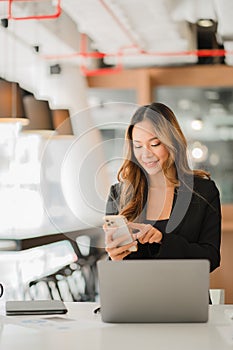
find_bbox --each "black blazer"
[106,176,221,273]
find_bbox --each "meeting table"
[0,302,232,350]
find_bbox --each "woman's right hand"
[103,224,138,261]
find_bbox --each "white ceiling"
[1,0,233,66]
[1,0,233,111]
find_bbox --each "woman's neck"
[148,169,176,189]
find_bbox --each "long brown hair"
[117,102,210,221]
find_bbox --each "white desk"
[0,302,233,350]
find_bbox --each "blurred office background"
[0,0,232,304]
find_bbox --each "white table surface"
[0,302,233,350]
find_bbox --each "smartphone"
[103,215,137,252]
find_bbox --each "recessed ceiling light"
[197,19,214,28]
[191,118,203,131]
[190,142,208,163]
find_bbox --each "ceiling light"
[192,147,203,159]
[191,118,203,131]
[190,142,208,163]
[197,19,214,28]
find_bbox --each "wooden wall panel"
[87,65,233,91]
[210,205,233,304]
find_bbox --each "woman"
[104,102,221,273]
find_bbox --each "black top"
[105,176,221,272]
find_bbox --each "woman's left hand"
[128,222,163,244]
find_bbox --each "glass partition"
[155,87,233,203]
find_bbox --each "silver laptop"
[97,259,210,323]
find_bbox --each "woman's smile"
[142,160,159,168]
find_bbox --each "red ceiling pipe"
[42,51,106,60]
[42,33,123,75]
[134,48,228,57]
[42,48,232,61]
[79,64,123,76]
[79,33,123,76]
[42,45,232,76]
[8,0,61,20]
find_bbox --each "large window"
[155,87,233,203]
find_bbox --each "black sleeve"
[157,181,221,273]
[105,184,120,215]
